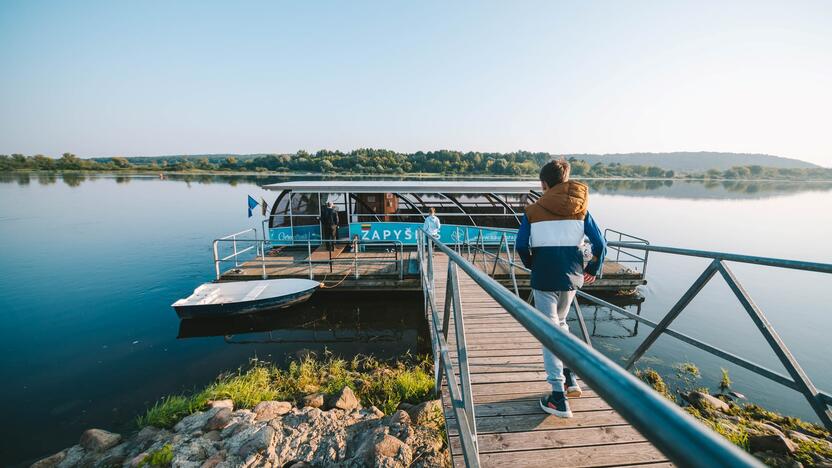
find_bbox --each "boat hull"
[173,286,318,319]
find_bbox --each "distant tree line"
[1,150,830,180]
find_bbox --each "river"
[1,173,830,464]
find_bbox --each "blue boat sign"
[269,222,515,246]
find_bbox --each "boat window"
[269,190,292,228]
[291,192,320,226]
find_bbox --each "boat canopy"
[263,180,541,245]
[262,180,539,193]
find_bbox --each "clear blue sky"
[1,0,830,166]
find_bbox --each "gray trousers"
[533,289,577,391]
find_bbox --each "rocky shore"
[31,386,449,468]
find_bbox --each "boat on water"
[171,278,321,319]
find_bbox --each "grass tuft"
[136,353,435,429]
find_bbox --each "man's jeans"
[533,289,577,392]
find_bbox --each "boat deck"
[430,254,670,467]
[220,247,646,293]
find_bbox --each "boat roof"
[262,180,539,193]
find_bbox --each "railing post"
[232,236,239,267]
[719,262,832,430]
[491,233,505,276]
[307,239,313,280]
[213,240,221,280]
[572,300,592,347]
[260,241,267,280]
[442,263,454,339]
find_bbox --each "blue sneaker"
[539,391,573,418]
[564,368,582,398]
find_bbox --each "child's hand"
[583,273,596,285]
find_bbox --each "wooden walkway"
[431,254,671,468]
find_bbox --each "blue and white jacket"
[515,181,606,291]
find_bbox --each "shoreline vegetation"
[33,354,450,468]
[2,151,831,181]
[31,354,832,467]
[636,364,832,467]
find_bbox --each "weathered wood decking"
[430,254,670,468]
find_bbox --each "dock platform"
[219,247,646,294]
[430,254,669,468]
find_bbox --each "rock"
[203,430,223,442]
[408,400,443,430]
[206,399,234,411]
[97,442,128,466]
[286,462,313,468]
[253,401,293,421]
[231,425,276,459]
[175,408,221,433]
[686,391,730,412]
[390,410,411,427]
[749,433,797,455]
[397,402,414,412]
[328,386,360,411]
[172,436,216,464]
[31,450,66,468]
[303,393,325,408]
[356,433,413,467]
[204,407,233,431]
[370,406,385,418]
[200,450,226,468]
[55,445,85,468]
[79,428,122,452]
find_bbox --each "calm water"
[2,174,831,464]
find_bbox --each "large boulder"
[204,407,233,431]
[355,433,413,468]
[328,386,360,411]
[254,401,293,421]
[749,433,797,455]
[407,400,443,430]
[303,393,325,409]
[79,428,122,452]
[206,399,234,411]
[686,391,730,412]
[30,450,66,468]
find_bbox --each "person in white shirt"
[423,207,441,239]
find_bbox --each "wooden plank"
[455,442,667,467]
[449,425,646,453]
[447,409,629,435]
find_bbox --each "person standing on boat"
[423,207,441,239]
[515,159,606,418]
[321,201,339,252]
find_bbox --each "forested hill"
[567,152,818,171]
[90,151,819,172]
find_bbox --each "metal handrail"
[419,229,760,467]
[212,235,406,281]
[457,232,832,430]
[417,231,480,467]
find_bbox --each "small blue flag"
[247,195,259,218]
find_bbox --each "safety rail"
[604,228,650,275]
[444,227,832,431]
[417,229,759,467]
[416,231,480,467]
[212,234,406,281]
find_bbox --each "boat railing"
[440,226,832,430]
[212,233,406,281]
[417,228,761,467]
[604,228,650,275]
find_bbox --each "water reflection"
[178,293,430,359]
[2,173,830,199]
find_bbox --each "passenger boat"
[262,180,542,245]
[171,278,321,319]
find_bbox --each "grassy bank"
[137,353,434,429]
[636,365,832,466]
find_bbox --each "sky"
[1,0,830,166]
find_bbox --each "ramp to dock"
[430,254,670,468]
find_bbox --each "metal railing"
[213,232,406,282]
[604,228,650,275]
[417,229,759,467]
[417,230,480,467]
[445,227,832,431]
